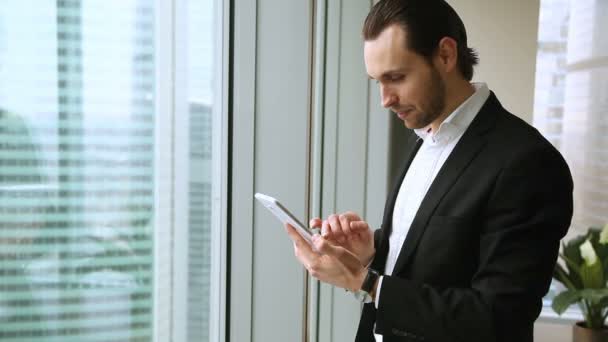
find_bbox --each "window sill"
[537,306,583,324]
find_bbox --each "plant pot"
[573,322,608,342]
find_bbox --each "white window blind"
[0,1,155,340]
[534,0,608,236]
[534,0,608,312]
[0,0,226,341]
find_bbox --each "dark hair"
[362,0,479,81]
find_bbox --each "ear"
[435,37,458,73]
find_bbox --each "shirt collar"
[414,82,490,144]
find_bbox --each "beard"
[401,65,447,129]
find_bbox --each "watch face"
[362,268,380,293]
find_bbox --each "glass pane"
[0,1,155,341]
[184,0,217,340]
[534,0,608,308]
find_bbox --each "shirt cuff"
[374,276,383,309]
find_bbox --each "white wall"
[450,0,540,123]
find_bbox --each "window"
[534,0,608,319]
[181,0,228,340]
[0,1,227,340]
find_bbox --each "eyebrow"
[367,68,407,80]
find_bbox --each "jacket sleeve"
[374,228,383,253]
[374,145,573,342]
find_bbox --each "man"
[284,0,574,341]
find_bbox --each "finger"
[321,219,331,238]
[284,223,307,247]
[312,234,341,258]
[350,220,369,232]
[312,235,360,269]
[285,224,318,264]
[342,211,361,221]
[309,218,322,228]
[339,214,353,238]
[328,214,345,242]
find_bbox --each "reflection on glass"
[186,0,215,341]
[0,1,155,340]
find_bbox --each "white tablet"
[254,193,319,245]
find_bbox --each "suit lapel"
[389,93,501,275]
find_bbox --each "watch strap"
[361,268,380,294]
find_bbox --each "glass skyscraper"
[0,1,155,340]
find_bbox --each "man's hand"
[309,212,375,265]
[285,223,367,292]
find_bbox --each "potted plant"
[552,224,608,341]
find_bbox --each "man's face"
[364,24,446,129]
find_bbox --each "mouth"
[395,108,414,120]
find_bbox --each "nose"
[381,85,397,108]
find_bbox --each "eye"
[388,74,404,82]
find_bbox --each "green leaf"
[588,229,608,257]
[580,259,604,289]
[560,252,582,277]
[600,224,608,244]
[563,234,586,265]
[599,296,608,309]
[578,289,608,304]
[552,290,581,315]
[592,231,608,276]
[553,263,578,290]
[580,239,599,266]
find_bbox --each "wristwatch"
[353,268,380,303]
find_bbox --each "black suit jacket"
[355,93,573,342]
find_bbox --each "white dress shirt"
[373,83,490,342]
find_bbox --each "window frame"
[153,0,230,340]
[210,0,230,341]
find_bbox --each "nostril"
[383,99,394,108]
